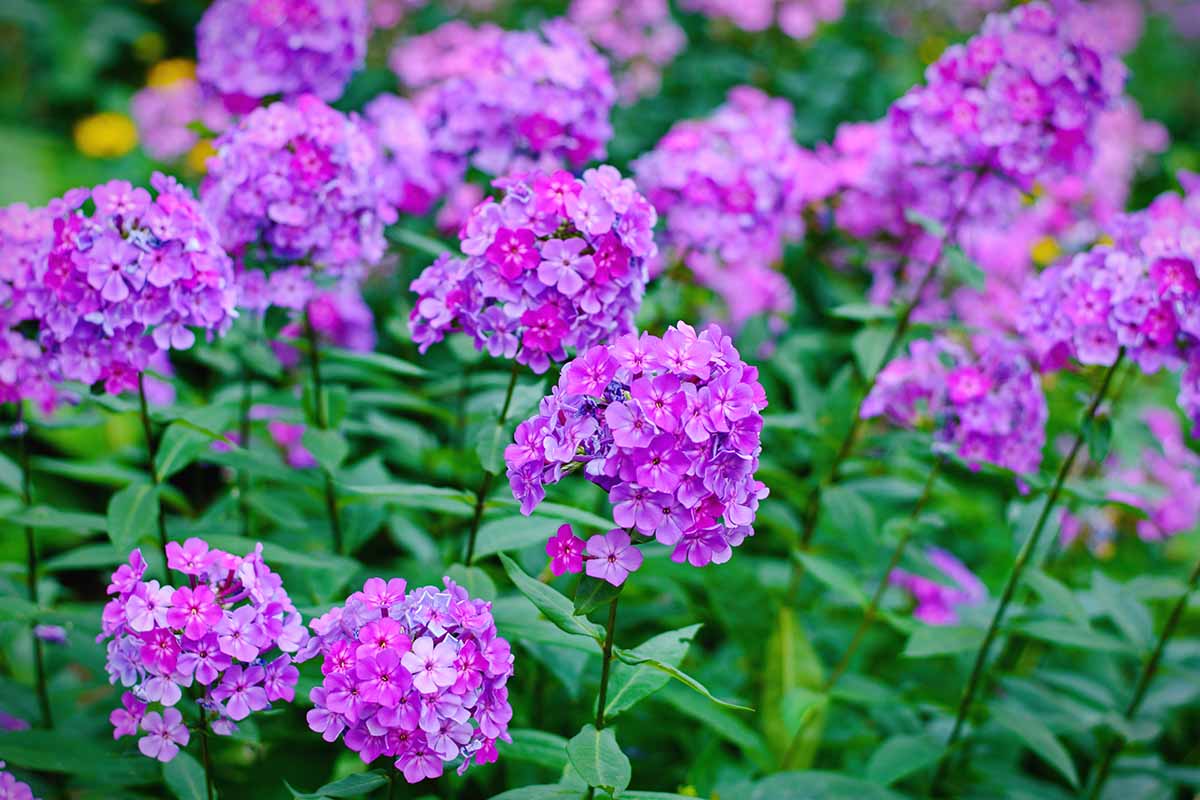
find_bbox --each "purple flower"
[177,634,231,686]
[216,606,265,662]
[166,585,222,641]
[357,649,411,707]
[212,665,269,721]
[33,624,67,645]
[546,524,587,576]
[403,637,458,695]
[891,548,986,626]
[568,0,686,103]
[409,167,655,374]
[166,537,213,576]
[110,691,147,740]
[585,529,644,586]
[138,708,190,762]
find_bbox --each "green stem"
[823,457,942,691]
[198,713,215,800]
[238,361,253,537]
[1083,554,1200,799]
[15,405,52,729]
[788,170,984,603]
[137,373,171,572]
[586,597,621,800]
[304,309,343,554]
[464,359,521,565]
[931,354,1125,795]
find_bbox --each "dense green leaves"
[991,705,1080,788]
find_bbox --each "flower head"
[546,525,587,576]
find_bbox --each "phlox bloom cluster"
[410,166,656,373]
[196,0,368,105]
[100,541,307,761]
[680,0,844,40]
[390,19,616,177]
[634,86,823,328]
[890,0,1126,189]
[300,578,514,784]
[271,281,377,369]
[364,94,463,217]
[890,547,986,626]
[1018,173,1200,427]
[201,95,395,291]
[131,78,230,163]
[567,0,686,104]
[862,335,1048,475]
[0,762,36,800]
[508,322,769,575]
[40,174,237,396]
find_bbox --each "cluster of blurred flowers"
[301,577,514,783]
[100,542,307,761]
[509,322,769,578]
[567,0,686,103]
[863,335,1048,476]
[890,547,986,625]
[682,0,845,40]
[1061,409,1200,554]
[410,167,655,373]
[0,762,36,800]
[131,59,229,164]
[635,87,828,329]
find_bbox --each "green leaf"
[991,705,1080,788]
[106,481,160,554]
[0,451,21,495]
[659,683,773,769]
[829,303,895,322]
[324,347,427,378]
[487,787,583,800]
[475,516,561,560]
[1091,571,1154,651]
[302,428,350,473]
[498,729,570,771]
[796,553,866,607]
[1082,415,1113,463]
[445,563,497,601]
[0,596,39,622]
[1012,620,1134,653]
[751,772,908,800]
[9,506,107,534]
[476,422,509,475]
[156,423,212,481]
[387,226,452,257]
[866,734,942,786]
[498,553,604,645]
[204,535,358,574]
[852,327,892,379]
[818,485,876,544]
[566,724,631,797]
[945,247,986,290]
[605,624,700,719]
[905,209,947,238]
[574,576,624,616]
[163,752,207,800]
[1025,570,1088,626]
[344,482,476,514]
[763,608,826,769]
[288,770,389,798]
[903,624,985,658]
[41,542,124,573]
[614,646,751,712]
[0,730,158,784]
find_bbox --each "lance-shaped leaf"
[499,553,604,646]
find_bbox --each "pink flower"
[520,304,568,354]
[138,708,190,762]
[358,577,407,609]
[166,585,222,640]
[356,617,410,661]
[139,628,181,674]
[216,606,265,662]
[356,649,412,707]
[945,366,993,404]
[546,524,586,576]
[125,581,173,633]
[212,665,269,721]
[402,636,458,694]
[486,228,539,280]
[585,529,644,586]
[110,691,147,740]
[166,537,213,576]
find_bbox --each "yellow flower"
[147,58,197,88]
[74,112,138,159]
[186,139,217,175]
[1030,236,1061,266]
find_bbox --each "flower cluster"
[889,1,1126,190]
[39,175,237,395]
[409,167,656,373]
[390,19,616,177]
[300,577,514,784]
[1061,409,1200,552]
[201,94,395,284]
[131,78,229,163]
[271,281,377,369]
[681,0,845,39]
[364,94,461,217]
[890,547,986,626]
[567,0,686,103]
[634,86,824,328]
[100,542,307,761]
[196,0,368,105]
[508,322,769,575]
[862,335,1048,475]
[1019,173,1200,426]
[0,762,36,800]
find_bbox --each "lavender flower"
[890,547,986,625]
[300,577,514,783]
[862,335,1048,475]
[682,0,845,40]
[131,76,230,163]
[567,0,685,103]
[99,542,307,759]
[196,0,368,105]
[410,167,656,373]
[509,322,768,580]
[0,762,36,800]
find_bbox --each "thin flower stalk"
[15,405,53,729]
[464,358,521,565]
[586,596,621,800]
[304,308,343,554]
[137,373,171,572]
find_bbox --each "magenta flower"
[124,581,172,634]
[357,649,412,707]
[890,548,986,626]
[110,691,147,740]
[139,628,180,675]
[166,585,222,641]
[166,538,213,576]
[176,633,231,686]
[585,529,644,587]
[546,525,587,576]
[356,618,410,661]
[487,229,540,280]
[138,708,190,762]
